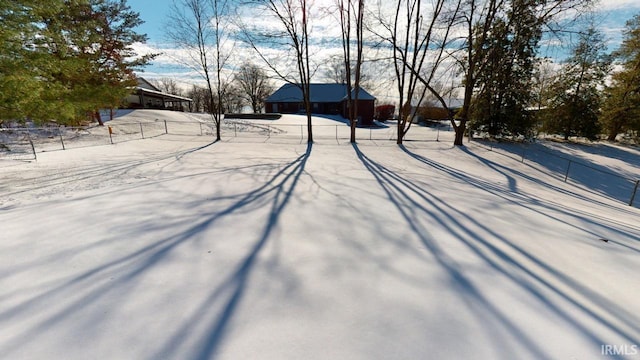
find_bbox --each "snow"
[1,110,639,359]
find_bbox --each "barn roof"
[266,83,376,103]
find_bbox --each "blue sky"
[128,0,640,91]
[129,0,173,45]
[130,0,640,49]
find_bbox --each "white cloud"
[595,0,640,11]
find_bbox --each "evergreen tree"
[0,0,155,125]
[541,27,611,140]
[470,0,542,138]
[0,0,67,123]
[600,14,640,141]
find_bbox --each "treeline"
[470,18,640,142]
[0,0,155,126]
[150,63,273,115]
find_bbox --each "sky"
[127,0,640,98]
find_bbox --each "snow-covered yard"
[1,111,639,359]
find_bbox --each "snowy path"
[1,133,639,359]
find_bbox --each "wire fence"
[471,139,640,208]
[1,118,637,207]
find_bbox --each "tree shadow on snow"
[471,139,640,208]
[0,142,312,359]
[352,143,639,360]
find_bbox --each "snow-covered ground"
[1,110,639,360]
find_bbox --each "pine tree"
[0,0,155,125]
[541,27,611,140]
[470,0,541,138]
[600,14,640,141]
[0,0,65,123]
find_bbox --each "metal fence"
[2,119,636,207]
[472,139,640,208]
[0,120,447,159]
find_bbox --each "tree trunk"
[306,112,313,143]
[350,116,356,143]
[607,132,617,141]
[454,120,466,146]
[95,111,104,126]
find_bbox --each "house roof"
[135,77,192,102]
[266,83,376,103]
[137,77,161,92]
[135,87,193,102]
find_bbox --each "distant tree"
[220,83,245,113]
[152,78,185,96]
[234,63,273,113]
[322,55,373,91]
[600,14,640,141]
[187,85,211,113]
[542,27,611,140]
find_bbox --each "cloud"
[596,0,640,11]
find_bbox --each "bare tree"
[187,84,210,112]
[221,82,246,113]
[371,0,460,144]
[323,55,373,90]
[151,77,184,96]
[240,0,315,143]
[447,0,595,145]
[336,0,365,143]
[375,0,593,146]
[166,0,232,141]
[235,63,273,113]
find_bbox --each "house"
[409,98,464,124]
[125,78,192,111]
[264,83,376,126]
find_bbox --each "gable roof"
[266,83,376,103]
[136,77,161,92]
[134,77,192,102]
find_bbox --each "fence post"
[140,122,145,139]
[27,130,37,161]
[164,120,168,134]
[58,128,65,150]
[108,126,113,144]
[267,125,271,139]
[521,148,526,163]
[436,128,440,142]
[564,160,572,182]
[629,180,639,206]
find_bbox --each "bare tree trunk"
[338,0,364,144]
[167,0,231,142]
[95,111,104,126]
[372,0,453,144]
[241,0,315,143]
